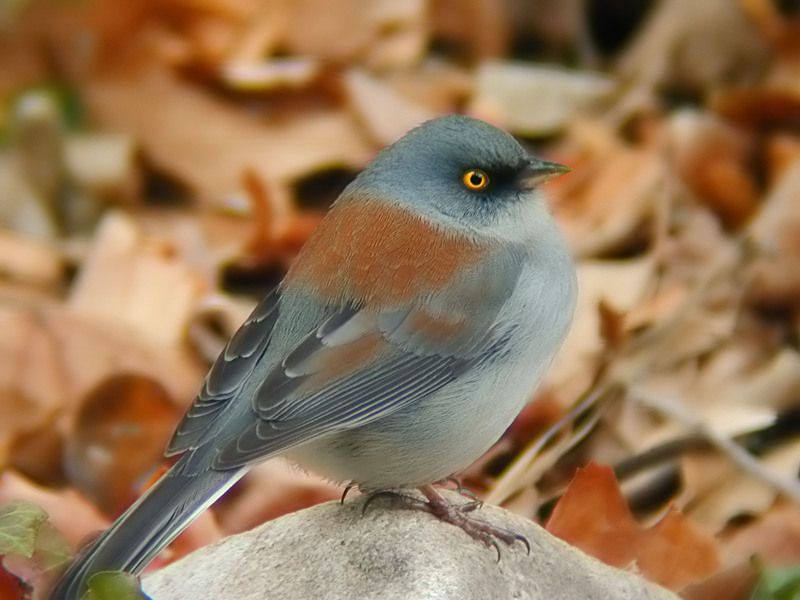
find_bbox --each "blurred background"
[1,0,800,598]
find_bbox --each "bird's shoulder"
[283,197,496,308]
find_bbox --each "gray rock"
[143,490,678,600]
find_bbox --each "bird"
[50,114,577,599]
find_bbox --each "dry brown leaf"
[429,0,509,60]
[680,563,756,600]
[345,69,436,146]
[470,62,614,136]
[8,425,66,489]
[63,374,182,517]
[667,109,759,229]
[0,300,203,434]
[765,133,800,183]
[0,308,70,455]
[548,259,653,401]
[546,463,720,591]
[282,0,428,68]
[83,66,374,205]
[686,440,800,532]
[745,159,800,330]
[219,0,291,66]
[68,211,204,348]
[381,64,471,114]
[695,345,800,413]
[0,231,62,290]
[712,88,800,131]
[555,145,662,258]
[63,133,138,207]
[720,500,800,567]
[615,0,768,91]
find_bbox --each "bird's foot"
[418,485,530,561]
[362,484,529,561]
[437,477,483,507]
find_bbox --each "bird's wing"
[211,302,514,468]
[170,246,523,468]
[166,287,282,455]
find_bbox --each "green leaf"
[83,571,150,600]
[751,563,800,600]
[0,500,49,557]
[34,520,73,570]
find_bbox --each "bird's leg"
[417,485,530,561]
[363,484,529,560]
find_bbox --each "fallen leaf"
[555,145,662,258]
[0,231,63,289]
[0,500,48,557]
[720,501,800,568]
[63,374,182,517]
[85,571,147,600]
[68,211,204,349]
[345,69,436,146]
[546,463,720,590]
[751,561,800,600]
[83,66,374,205]
[615,0,768,92]
[686,440,800,532]
[0,472,108,548]
[282,0,428,68]
[470,62,614,136]
[668,109,759,229]
[712,88,800,131]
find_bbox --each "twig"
[485,382,622,506]
[633,388,800,503]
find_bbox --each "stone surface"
[143,490,679,600]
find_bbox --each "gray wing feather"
[166,288,281,455]
[211,309,511,469]
[174,246,523,468]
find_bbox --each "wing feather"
[166,288,281,455]
[172,245,524,468]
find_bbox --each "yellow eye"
[462,169,489,191]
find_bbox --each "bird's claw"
[362,485,528,561]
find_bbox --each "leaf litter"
[1,1,800,598]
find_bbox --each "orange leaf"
[546,463,720,590]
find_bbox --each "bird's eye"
[462,169,490,191]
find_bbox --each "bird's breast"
[283,199,491,307]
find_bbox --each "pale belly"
[287,340,551,490]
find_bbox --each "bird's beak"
[519,159,571,190]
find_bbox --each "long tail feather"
[50,456,245,600]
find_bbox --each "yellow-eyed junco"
[51,114,577,599]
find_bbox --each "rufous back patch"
[284,199,489,306]
[300,332,385,393]
[405,310,467,340]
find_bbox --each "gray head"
[345,115,568,236]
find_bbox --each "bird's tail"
[49,455,245,600]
